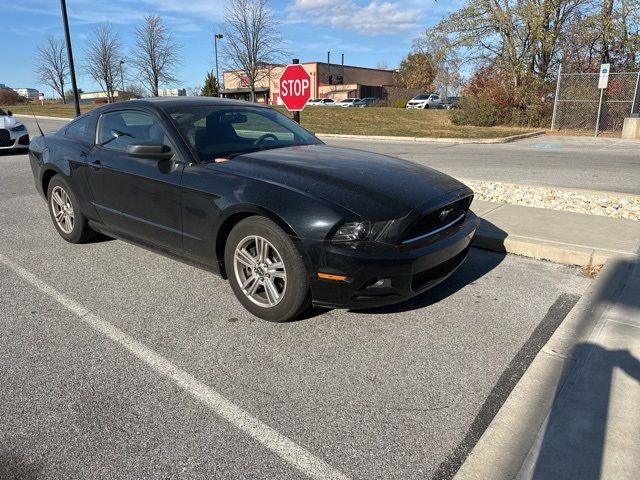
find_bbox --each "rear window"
[64,115,92,140]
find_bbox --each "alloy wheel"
[50,186,74,234]
[233,235,287,308]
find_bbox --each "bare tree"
[35,36,69,103]
[131,15,180,96]
[220,0,284,102]
[84,24,123,103]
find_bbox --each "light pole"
[119,59,126,100]
[59,0,80,116]
[214,33,223,96]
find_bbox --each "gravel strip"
[465,180,640,221]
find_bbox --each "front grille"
[411,245,471,291]
[403,196,472,244]
[0,129,12,147]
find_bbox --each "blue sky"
[2,0,459,97]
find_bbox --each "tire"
[225,216,310,322]
[47,175,97,244]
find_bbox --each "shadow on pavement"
[0,149,28,157]
[357,218,508,315]
[529,256,640,480]
[531,343,640,480]
[0,449,42,480]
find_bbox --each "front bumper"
[0,128,29,150]
[406,103,426,109]
[308,211,480,309]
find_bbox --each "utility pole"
[119,60,126,100]
[214,34,223,96]
[59,0,80,116]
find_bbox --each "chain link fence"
[551,69,640,134]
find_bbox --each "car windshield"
[168,105,321,162]
[413,95,429,100]
[0,108,6,116]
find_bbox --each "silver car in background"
[0,108,29,150]
[336,98,361,107]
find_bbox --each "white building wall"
[158,88,186,97]
[13,88,39,99]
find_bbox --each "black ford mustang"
[29,97,479,322]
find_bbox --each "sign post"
[279,59,311,123]
[595,63,610,137]
[38,92,45,106]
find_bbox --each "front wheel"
[225,216,310,322]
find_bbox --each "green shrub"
[395,99,407,108]
[450,95,500,127]
[507,104,552,128]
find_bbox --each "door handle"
[90,159,102,170]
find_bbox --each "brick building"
[221,62,414,104]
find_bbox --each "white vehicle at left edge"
[0,108,30,150]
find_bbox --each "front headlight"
[11,124,26,132]
[332,220,391,243]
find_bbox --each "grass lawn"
[275,106,536,139]
[7,103,95,117]
[6,102,538,139]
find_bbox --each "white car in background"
[336,98,360,107]
[0,108,29,150]
[406,94,442,109]
[313,98,336,106]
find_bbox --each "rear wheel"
[47,175,97,243]
[225,216,310,322]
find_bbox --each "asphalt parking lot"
[0,146,592,479]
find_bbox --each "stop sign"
[279,64,311,111]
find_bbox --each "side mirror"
[7,110,12,116]
[126,143,174,160]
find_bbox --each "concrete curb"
[15,114,74,121]
[452,257,627,480]
[472,228,630,267]
[317,130,546,144]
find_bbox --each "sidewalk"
[472,200,640,266]
[457,201,640,480]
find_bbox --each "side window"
[98,110,170,152]
[65,115,92,140]
[231,111,293,142]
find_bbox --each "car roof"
[94,96,263,114]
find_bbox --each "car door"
[85,108,185,252]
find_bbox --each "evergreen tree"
[201,71,219,96]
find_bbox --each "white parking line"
[0,254,350,480]
[596,139,628,151]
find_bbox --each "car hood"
[0,115,22,129]
[215,145,468,219]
